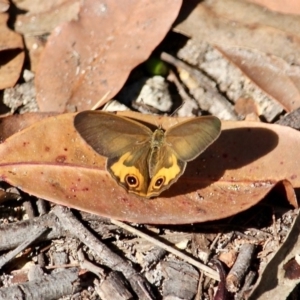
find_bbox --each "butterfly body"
[74,111,221,198]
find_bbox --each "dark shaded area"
[173,0,201,27]
[0,48,23,67]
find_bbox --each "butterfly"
[74,111,221,198]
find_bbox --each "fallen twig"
[111,219,220,281]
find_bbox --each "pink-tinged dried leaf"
[15,0,80,72]
[15,0,80,35]
[175,0,300,65]
[217,47,300,112]
[0,14,24,89]
[0,13,23,51]
[0,112,298,224]
[234,97,260,120]
[15,0,73,14]
[35,0,182,112]
[248,0,300,15]
[23,36,46,73]
[202,0,300,34]
[0,49,24,90]
[0,112,58,142]
[0,0,9,12]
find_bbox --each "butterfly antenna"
[137,98,162,128]
[170,102,185,117]
[91,91,111,111]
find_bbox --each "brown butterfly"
[74,111,221,198]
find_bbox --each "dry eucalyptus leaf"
[0,14,24,89]
[35,0,182,112]
[248,0,300,14]
[204,0,300,34]
[175,0,300,65]
[14,0,80,73]
[0,112,298,224]
[15,0,80,35]
[23,36,47,73]
[0,0,9,12]
[0,112,57,142]
[14,0,74,14]
[0,13,23,50]
[217,47,300,113]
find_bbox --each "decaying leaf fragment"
[35,0,182,112]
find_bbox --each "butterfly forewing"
[74,111,153,158]
[165,116,221,162]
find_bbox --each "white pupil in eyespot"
[155,178,164,187]
[126,175,138,187]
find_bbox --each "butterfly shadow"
[162,127,279,198]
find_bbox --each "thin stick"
[0,226,47,269]
[111,219,220,281]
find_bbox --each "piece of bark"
[27,265,44,281]
[77,248,105,278]
[36,198,49,215]
[191,233,212,264]
[37,252,46,268]
[96,271,134,300]
[235,270,256,300]
[0,268,79,300]
[167,70,199,117]
[161,52,238,120]
[276,108,300,130]
[22,200,36,219]
[0,226,47,269]
[52,206,155,300]
[140,247,167,268]
[226,244,256,292]
[161,259,199,300]
[0,213,66,251]
[51,251,68,266]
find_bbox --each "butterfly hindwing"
[107,143,151,196]
[147,145,186,198]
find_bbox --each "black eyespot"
[125,175,139,187]
[154,177,165,188]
